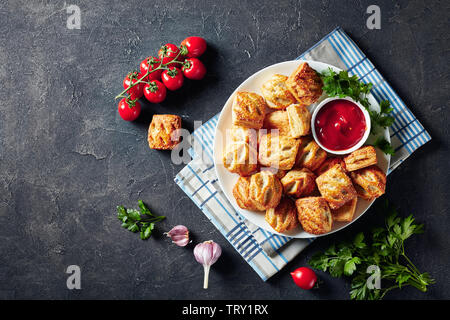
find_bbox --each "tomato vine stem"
[115,48,185,100]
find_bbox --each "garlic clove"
[165,225,190,247]
[193,240,222,289]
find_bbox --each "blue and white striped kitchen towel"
[175,27,431,281]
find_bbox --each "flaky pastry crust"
[232,92,267,129]
[265,197,299,233]
[258,133,301,170]
[223,141,258,176]
[233,176,260,211]
[295,197,332,235]
[286,62,323,107]
[286,104,311,138]
[295,139,327,171]
[148,114,182,150]
[350,165,386,201]
[280,168,316,198]
[344,146,378,171]
[316,164,357,210]
[249,171,282,211]
[261,74,297,109]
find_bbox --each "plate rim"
[212,59,391,238]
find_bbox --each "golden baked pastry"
[261,74,297,109]
[280,168,316,198]
[351,165,386,201]
[223,141,258,176]
[258,132,301,170]
[286,62,323,106]
[263,110,291,137]
[232,92,267,129]
[286,104,311,138]
[315,157,347,176]
[331,197,357,222]
[265,197,299,233]
[229,125,258,148]
[344,146,378,171]
[296,139,327,171]
[316,164,357,210]
[295,197,332,235]
[148,114,182,150]
[249,171,283,211]
[233,176,260,211]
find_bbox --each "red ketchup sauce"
[314,99,366,151]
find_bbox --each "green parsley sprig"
[117,200,166,240]
[308,201,434,300]
[320,68,395,155]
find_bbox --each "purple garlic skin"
[194,240,222,266]
[193,240,222,289]
[165,225,190,247]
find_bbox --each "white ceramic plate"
[213,60,390,238]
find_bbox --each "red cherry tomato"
[162,67,184,91]
[182,58,206,80]
[180,37,207,58]
[118,98,141,121]
[144,80,167,103]
[158,43,181,65]
[291,267,317,290]
[139,56,162,81]
[123,71,144,99]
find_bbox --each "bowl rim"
[311,96,372,155]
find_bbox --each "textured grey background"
[0,0,449,300]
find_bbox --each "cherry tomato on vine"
[180,36,207,58]
[139,56,162,81]
[118,98,141,121]
[162,67,184,91]
[182,58,206,80]
[144,80,167,103]
[123,71,144,99]
[158,43,181,65]
[290,267,317,290]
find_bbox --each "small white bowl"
[311,97,371,155]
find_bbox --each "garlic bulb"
[165,225,190,247]
[193,240,222,289]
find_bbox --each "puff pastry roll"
[263,110,291,137]
[249,171,282,211]
[315,157,347,176]
[148,114,182,150]
[233,176,259,211]
[350,165,386,201]
[344,146,378,171]
[223,141,258,176]
[295,197,333,235]
[331,197,357,222]
[258,133,301,170]
[229,125,258,148]
[295,139,327,171]
[232,92,267,129]
[316,164,357,210]
[286,104,311,138]
[280,168,316,198]
[265,197,299,233]
[261,74,297,109]
[286,62,323,107]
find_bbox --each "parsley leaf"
[372,136,395,155]
[117,200,165,240]
[308,201,435,300]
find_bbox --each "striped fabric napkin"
[174,27,431,281]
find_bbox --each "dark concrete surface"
[0,0,449,300]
